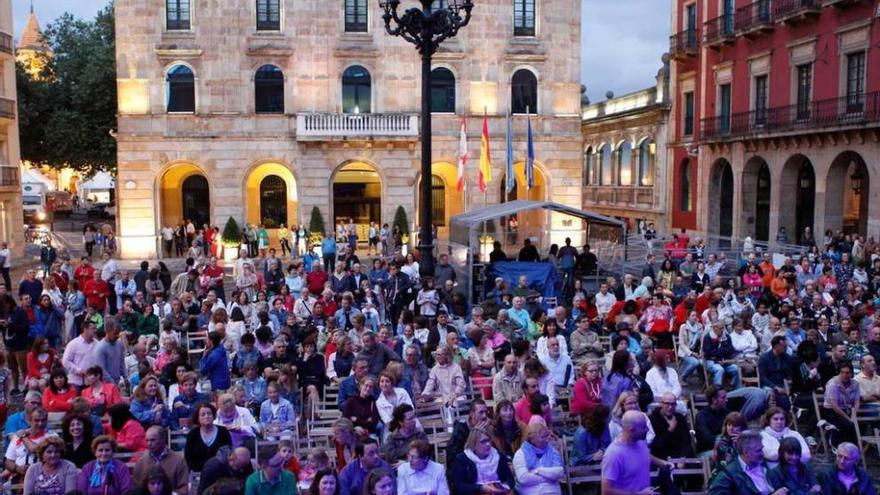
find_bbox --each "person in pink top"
[514,377,551,425]
[570,361,603,416]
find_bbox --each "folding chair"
[854,406,880,469]
[668,457,709,495]
[812,392,830,456]
[186,330,208,368]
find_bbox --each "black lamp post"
[379,0,474,279]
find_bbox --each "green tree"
[16,2,117,174]
[221,217,242,246]
[393,206,409,235]
[309,206,326,237]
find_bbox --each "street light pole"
[379,0,474,280]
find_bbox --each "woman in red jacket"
[570,361,603,416]
[43,368,78,414]
[25,337,57,390]
[80,366,123,416]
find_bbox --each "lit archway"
[332,162,382,229]
[708,159,734,242]
[244,162,298,230]
[826,151,869,236]
[159,163,210,229]
[415,162,463,237]
[741,157,771,242]
[500,161,548,243]
[779,154,815,243]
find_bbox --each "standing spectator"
[76,436,134,495]
[95,320,125,385]
[19,270,43,307]
[83,271,110,314]
[321,234,337,273]
[0,242,11,290]
[602,411,674,495]
[62,319,98,388]
[200,331,231,392]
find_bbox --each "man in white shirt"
[293,287,316,323]
[539,337,574,388]
[730,324,759,359]
[421,346,466,406]
[101,251,119,313]
[160,225,175,257]
[855,354,880,406]
[595,282,617,319]
[61,320,98,387]
[396,439,449,495]
[0,242,11,291]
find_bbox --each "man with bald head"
[198,446,255,494]
[133,426,189,494]
[602,411,675,495]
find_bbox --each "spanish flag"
[478,113,492,192]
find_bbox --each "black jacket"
[449,451,515,495]
[649,409,694,459]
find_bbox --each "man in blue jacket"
[817,442,877,495]
[200,331,231,392]
[708,430,774,495]
[322,234,337,272]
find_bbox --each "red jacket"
[570,377,602,415]
[43,386,78,413]
[74,265,95,290]
[83,279,110,311]
[26,350,57,380]
[306,270,328,295]
[106,418,147,453]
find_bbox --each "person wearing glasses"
[396,439,448,495]
[648,392,694,460]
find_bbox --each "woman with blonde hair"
[512,423,564,495]
[608,391,655,444]
[450,427,515,495]
[129,375,170,428]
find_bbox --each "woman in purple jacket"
[76,435,134,495]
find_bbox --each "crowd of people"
[0,224,878,494]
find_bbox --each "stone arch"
[414,162,464,236]
[707,158,734,241]
[741,156,771,242]
[826,151,870,236]
[779,154,815,244]
[157,161,211,229]
[330,160,384,232]
[243,161,298,230]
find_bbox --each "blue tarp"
[487,261,560,300]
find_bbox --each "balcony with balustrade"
[735,0,774,37]
[773,0,820,25]
[295,113,419,141]
[701,91,880,142]
[704,14,736,49]
[670,29,699,60]
[584,186,659,213]
[823,0,871,8]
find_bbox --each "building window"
[846,51,865,113]
[719,83,731,133]
[431,0,448,11]
[754,75,768,125]
[513,0,536,36]
[617,142,632,186]
[511,69,537,114]
[431,175,446,226]
[638,139,654,186]
[722,0,734,34]
[166,64,195,113]
[342,65,371,113]
[796,64,812,120]
[256,0,280,31]
[255,65,284,114]
[683,92,694,136]
[599,144,613,186]
[345,0,368,32]
[583,147,594,186]
[680,160,692,211]
[259,175,287,228]
[166,0,190,30]
[430,68,455,113]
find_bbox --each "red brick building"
[668,0,880,245]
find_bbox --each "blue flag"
[506,112,515,194]
[526,111,535,190]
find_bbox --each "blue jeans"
[728,386,768,422]
[680,356,702,380]
[705,360,740,388]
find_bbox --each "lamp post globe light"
[379,0,474,279]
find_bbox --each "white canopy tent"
[77,172,116,203]
[447,200,627,304]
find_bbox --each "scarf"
[464,448,500,484]
[519,440,562,471]
[89,460,115,488]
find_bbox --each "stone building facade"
[581,63,670,231]
[114,0,583,259]
[0,0,24,257]
[668,0,880,245]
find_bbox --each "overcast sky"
[12,0,670,103]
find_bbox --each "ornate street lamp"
[379,0,474,279]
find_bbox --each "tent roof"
[450,200,625,229]
[78,172,115,189]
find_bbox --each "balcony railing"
[704,14,736,47]
[0,98,14,120]
[701,91,880,141]
[774,0,820,23]
[735,0,774,34]
[0,33,12,55]
[0,167,19,187]
[670,29,699,59]
[296,113,419,140]
[823,0,869,8]
[585,186,658,210]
